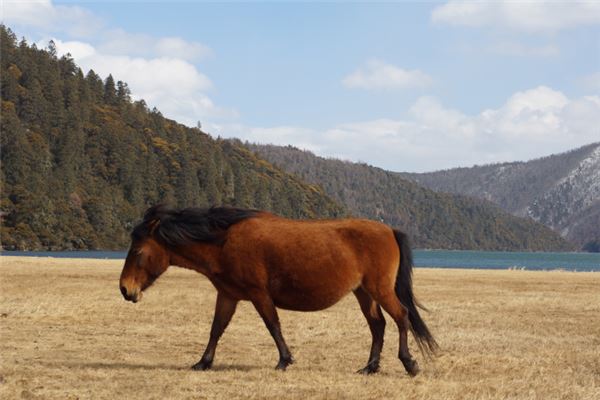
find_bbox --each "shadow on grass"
[209,364,258,372]
[39,360,258,372]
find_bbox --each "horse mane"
[132,205,261,246]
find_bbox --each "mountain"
[248,143,573,251]
[0,25,344,250]
[401,143,600,251]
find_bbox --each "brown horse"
[119,205,437,375]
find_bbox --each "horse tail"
[393,229,438,356]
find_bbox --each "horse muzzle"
[120,285,142,303]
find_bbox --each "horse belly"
[268,263,361,312]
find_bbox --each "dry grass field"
[1,256,599,400]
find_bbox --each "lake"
[1,250,598,272]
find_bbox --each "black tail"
[393,230,438,356]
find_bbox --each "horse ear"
[144,204,169,220]
[148,219,160,235]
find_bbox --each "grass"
[1,256,599,399]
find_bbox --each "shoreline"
[0,255,598,273]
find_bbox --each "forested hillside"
[248,144,573,251]
[401,143,600,251]
[0,26,344,250]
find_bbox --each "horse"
[119,205,437,375]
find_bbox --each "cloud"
[343,60,433,90]
[208,123,322,153]
[431,1,600,33]
[215,87,600,172]
[1,0,104,37]
[98,29,212,61]
[49,39,235,126]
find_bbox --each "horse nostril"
[120,286,128,298]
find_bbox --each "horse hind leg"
[368,290,419,376]
[353,287,386,374]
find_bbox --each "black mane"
[131,205,260,246]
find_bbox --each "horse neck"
[167,242,222,277]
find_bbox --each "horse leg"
[250,292,294,370]
[353,287,386,374]
[371,291,419,376]
[192,292,238,370]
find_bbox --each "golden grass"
[1,256,599,400]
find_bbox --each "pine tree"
[103,74,117,105]
[116,80,131,105]
[47,40,57,59]
[86,70,103,102]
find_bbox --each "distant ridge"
[401,143,600,251]
[248,143,573,251]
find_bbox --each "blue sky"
[3,1,600,172]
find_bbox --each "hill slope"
[401,143,600,250]
[0,26,344,250]
[248,143,573,251]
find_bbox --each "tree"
[103,74,117,105]
[116,80,131,105]
[47,40,57,59]
[85,69,103,102]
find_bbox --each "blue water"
[413,250,599,272]
[2,249,598,271]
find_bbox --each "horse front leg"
[192,292,238,370]
[250,292,294,370]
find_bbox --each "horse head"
[119,206,170,303]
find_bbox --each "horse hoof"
[192,361,212,371]
[275,357,294,371]
[406,360,420,377]
[357,364,380,375]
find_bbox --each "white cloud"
[155,37,212,61]
[49,39,235,126]
[98,29,212,61]
[208,123,322,153]
[343,59,433,90]
[48,39,96,59]
[215,86,600,172]
[1,0,104,37]
[432,1,600,33]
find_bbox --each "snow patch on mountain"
[527,145,600,234]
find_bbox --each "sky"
[2,0,600,172]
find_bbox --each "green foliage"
[0,25,345,250]
[249,144,574,251]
